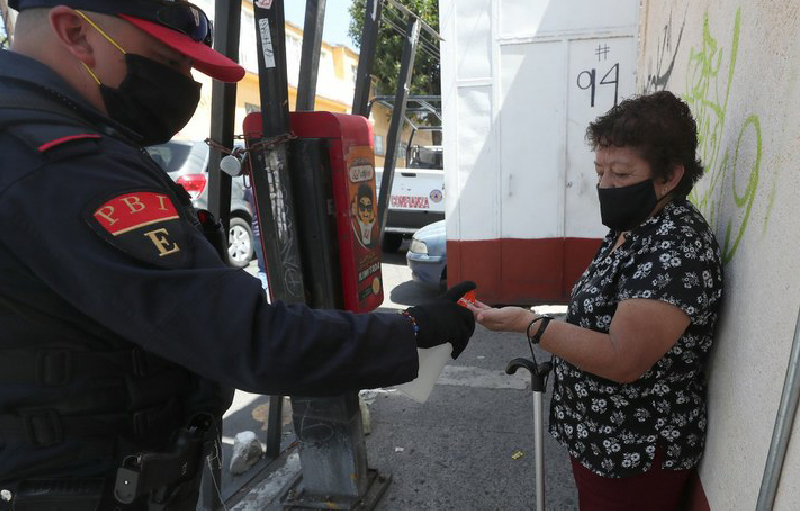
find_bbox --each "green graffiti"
[683,9,764,264]
[723,115,761,263]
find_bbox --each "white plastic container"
[396,343,452,403]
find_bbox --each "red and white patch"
[87,191,189,268]
[93,192,179,235]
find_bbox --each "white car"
[375,166,445,252]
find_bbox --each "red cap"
[119,14,245,83]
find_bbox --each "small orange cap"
[458,290,477,307]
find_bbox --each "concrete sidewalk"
[221,326,579,510]
[217,255,579,510]
[361,324,579,510]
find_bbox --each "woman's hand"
[465,300,533,334]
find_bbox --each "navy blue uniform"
[0,50,418,483]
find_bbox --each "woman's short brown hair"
[586,90,703,197]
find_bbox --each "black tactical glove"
[405,281,477,359]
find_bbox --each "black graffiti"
[643,6,687,93]
[577,63,620,108]
[595,44,611,61]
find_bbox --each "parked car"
[145,140,255,268]
[405,219,447,290]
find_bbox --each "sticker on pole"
[254,0,273,9]
[258,18,276,68]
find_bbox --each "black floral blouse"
[549,198,723,478]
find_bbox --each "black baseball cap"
[10,0,245,82]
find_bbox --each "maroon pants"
[570,445,693,511]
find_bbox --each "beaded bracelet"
[401,310,420,340]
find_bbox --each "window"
[286,34,303,86]
[374,135,385,156]
[319,49,334,81]
[245,102,261,114]
[144,141,195,174]
[239,12,258,74]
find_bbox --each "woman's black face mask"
[597,179,658,231]
[100,54,202,146]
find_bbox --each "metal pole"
[202,2,241,508]
[533,392,545,511]
[251,0,306,460]
[376,18,420,243]
[351,0,383,117]
[296,0,326,111]
[207,0,240,251]
[756,309,800,510]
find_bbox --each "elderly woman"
[468,91,722,510]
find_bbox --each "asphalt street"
[210,245,579,510]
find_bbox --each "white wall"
[440,0,639,243]
[639,1,800,509]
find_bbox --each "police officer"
[0,1,476,509]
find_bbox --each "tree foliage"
[348,0,440,96]
[0,1,13,50]
[0,16,8,49]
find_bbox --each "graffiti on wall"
[643,7,687,93]
[647,8,768,265]
[682,9,764,264]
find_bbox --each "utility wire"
[380,10,440,62]
[383,0,442,41]
[380,17,439,63]
[381,5,441,57]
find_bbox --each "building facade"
[177,1,432,170]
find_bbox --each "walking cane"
[506,354,553,511]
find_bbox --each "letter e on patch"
[87,190,189,268]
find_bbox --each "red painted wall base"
[448,237,602,305]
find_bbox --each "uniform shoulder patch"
[86,190,190,268]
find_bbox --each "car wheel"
[228,217,254,268]
[382,233,403,253]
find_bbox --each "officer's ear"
[49,7,97,67]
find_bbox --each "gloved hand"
[405,281,477,359]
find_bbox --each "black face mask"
[597,179,658,231]
[100,54,201,146]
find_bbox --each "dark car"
[145,140,255,268]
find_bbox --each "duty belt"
[1,479,105,511]
[0,415,213,511]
